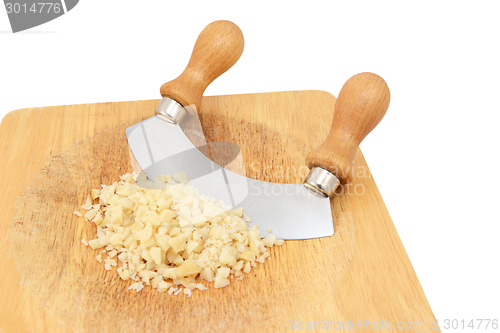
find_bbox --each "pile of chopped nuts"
[74,173,283,296]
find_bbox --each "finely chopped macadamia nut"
[76,173,283,295]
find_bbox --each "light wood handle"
[159,20,244,112]
[307,72,390,183]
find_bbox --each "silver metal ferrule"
[303,167,340,198]
[155,97,188,124]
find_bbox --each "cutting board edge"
[0,89,336,123]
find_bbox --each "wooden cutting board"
[0,90,440,332]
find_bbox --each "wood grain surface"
[0,91,439,332]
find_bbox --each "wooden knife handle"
[159,20,244,112]
[306,72,390,183]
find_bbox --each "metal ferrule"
[303,167,340,198]
[155,97,188,124]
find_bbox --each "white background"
[1,1,499,331]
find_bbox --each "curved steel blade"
[126,115,208,171]
[127,117,334,239]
